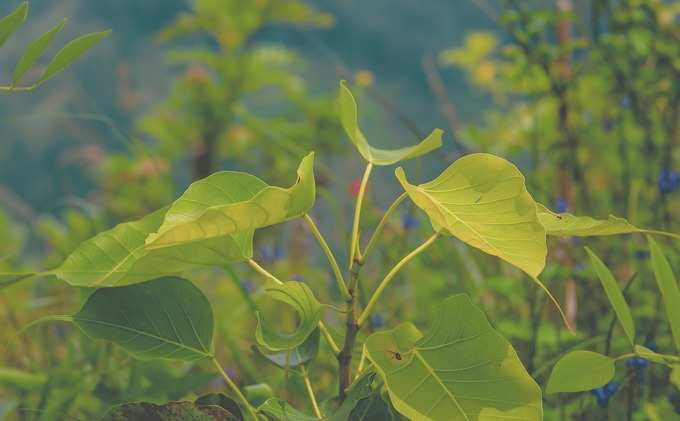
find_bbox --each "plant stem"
[337,259,361,401]
[358,232,440,327]
[303,213,350,301]
[301,367,323,418]
[247,258,340,355]
[361,192,408,264]
[211,357,259,420]
[348,163,373,269]
[0,85,35,92]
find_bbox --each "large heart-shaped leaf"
[69,277,214,361]
[255,281,322,352]
[586,247,635,346]
[0,1,27,47]
[100,400,239,421]
[37,30,111,85]
[52,207,252,287]
[545,351,614,394]
[537,204,679,239]
[396,153,546,277]
[365,294,542,421]
[146,153,315,249]
[339,81,442,165]
[12,18,65,85]
[649,237,680,353]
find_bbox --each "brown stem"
[337,259,362,401]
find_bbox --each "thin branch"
[303,214,350,300]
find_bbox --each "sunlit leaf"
[12,18,65,85]
[396,153,546,277]
[365,294,542,420]
[0,1,28,47]
[52,207,252,287]
[339,81,442,165]
[255,281,322,352]
[545,351,614,394]
[146,153,315,249]
[537,204,679,239]
[100,400,239,420]
[649,237,680,353]
[585,247,635,346]
[68,277,214,361]
[38,30,111,84]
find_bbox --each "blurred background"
[1,0,680,419]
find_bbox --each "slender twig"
[0,85,36,92]
[211,358,259,420]
[301,367,323,418]
[303,214,350,300]
[361,192,408,264]
[348,163,373,268]
[318,319,340,355]
[358,232,440,327]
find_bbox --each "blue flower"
[554,197,569,213]
[634,250,650,260]
[371,313,385,329]
[401,212,419,230]
[604,381,619,396]
[658,169,680,194]
[628,357,650,384]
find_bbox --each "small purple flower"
[260,244,284,261]
[401,212,419,230]
[554,198,569,213]
[242,279,256,293]
[371,314,385,329]
[658,169,680,194]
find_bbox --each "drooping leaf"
[329,372,379,421]
[0,2,28,47]
[195,394,244,420]
[12,18,65,85]
[633,345,680,367]
[396,153,546,277]
[537,204,680,239]
[365,294,542,421]
[37,30,111,84]
[254,328,320,371]
[649,237,680,353]
[339,81,442,165]
[258,398,318,421]
[255,281,322,352]
[100,400,239,421]
[52,207,252,287]
[146,153,315,249]
[545,351,614,394]
[585,247,635,346]
[71,277,214,361]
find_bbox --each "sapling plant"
[5,76,679,420]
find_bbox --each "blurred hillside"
[0,0,492,218]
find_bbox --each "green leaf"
[12,18,65,85]
[0,2,28,47]
[649,237,680,353]
[633,345,680,367]
[195,394,244,420]
[258,398,318,421]
[396,153,546,277]
[329,372,379,421]
[339,81,442,165]
[72,277,214,361]
[53,207,252,287]
[37,30,111,84]
[537,204,679,239]
[254,328,320,371]
[585,247,635,346]
[0,367,47,391]
[146,153,315,249]
[365,294,542,420]
[545,351,614,394]
[255,281,322,352]
[100,400,240,421]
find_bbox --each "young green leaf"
[365,294,542,421]
[545,351,614,394]
[37,30,111,85]
[146,152,315,249]
[53,207,253,287]
[71,277,214,361]
[649,236,680,353]
[12,18,66,86]
[0,1,28,47]
[258,398,318,421]
[537,204,679,239]
[396,153,546,277]
[339,80,443,165]
[255,281,322,352]
[100,400,240,421]
[585,247,635,346]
